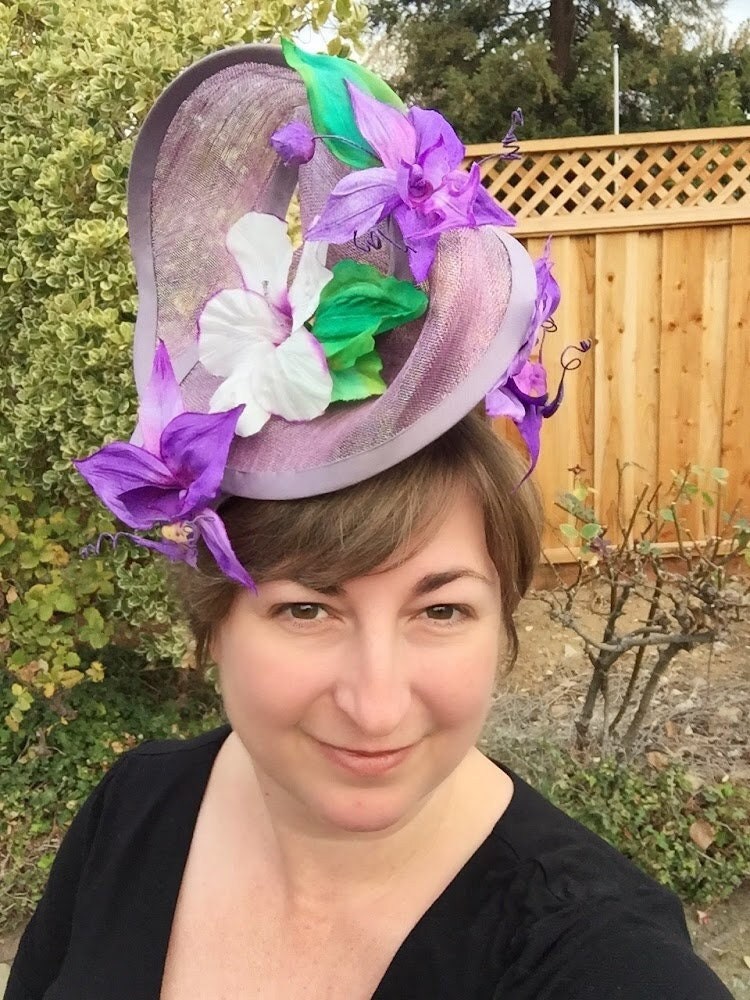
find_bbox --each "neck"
[224,734,484,914]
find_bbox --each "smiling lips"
[314,739,417,776]
[328,743,413,756]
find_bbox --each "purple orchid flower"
[486,344,591,481]
[74,340,255,590]
[306,83,516,283]
[485,240,589,480]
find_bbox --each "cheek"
[217,627,334,726]
[413,632,500,728]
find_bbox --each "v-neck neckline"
[149,725,517,1000]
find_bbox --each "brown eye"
[426,605,453,620]
[288,603,322,620]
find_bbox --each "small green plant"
[0,479,117,730]
[0,646,223,931]
[481,733,750,908]
[550,755,750,906]
[545,463,749,755]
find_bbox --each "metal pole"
[613,43,620,135]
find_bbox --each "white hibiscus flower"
[198,212,334,436]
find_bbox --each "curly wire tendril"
[353,225,413,255]
[80,531,131,559]
[79,521,201,561]
[561,339,593,373]
[537,317,558,366]
[537,340,593,418]
[499,107,524,161]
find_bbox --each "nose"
[333,634,412,738]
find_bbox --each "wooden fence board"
[624,229,662,529]
[658,228,706,536]
[540,234,596,547]
[699,227,731,535]
[594,231,630,537]
[574,234,598,490]
[722,225,750,522]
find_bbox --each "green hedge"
[0,0,366,731]
[0,649,224,928]
[483,735,750,908]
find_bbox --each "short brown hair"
[175,409,542,671]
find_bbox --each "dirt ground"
[481,592,750,998]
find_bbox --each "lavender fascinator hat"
[75,41,586,589]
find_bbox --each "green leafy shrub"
[0,646,223,929]
[0,479,115,730]
[551,757,750,905]
[487,735,750,907]
[0,0,367,730]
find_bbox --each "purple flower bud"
[270,121,316,166]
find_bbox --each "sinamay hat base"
[127,44,537,501]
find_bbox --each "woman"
[5,41,732,1000]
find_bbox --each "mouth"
[312,738,417,776]
[323,742,414,756]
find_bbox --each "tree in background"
[367,0,748,140]
[0,0,365,731]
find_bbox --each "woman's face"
[213,487,505,835]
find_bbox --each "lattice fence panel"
[466,136,750,221]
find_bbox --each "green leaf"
[580,522,603,541]
[710,466,729,483]
[327,329,377,371]
[83,607,104,628]
[314,259,428,367]
[281,38,405,169]
[330,351,386,402]
[659,507,675,523]
[560,523,579,541]
[53,591,77,613]
[18,549,40,569]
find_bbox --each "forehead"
[283,488,497,597]
[385,488,491,570]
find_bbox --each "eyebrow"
[411,569,496,597]
[311,569,494,599]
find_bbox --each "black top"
[5,725,733,1000]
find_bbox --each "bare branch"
[550,609,715,654]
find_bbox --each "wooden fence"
[465,127,750,559]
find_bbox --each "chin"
[309,785,422,834]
